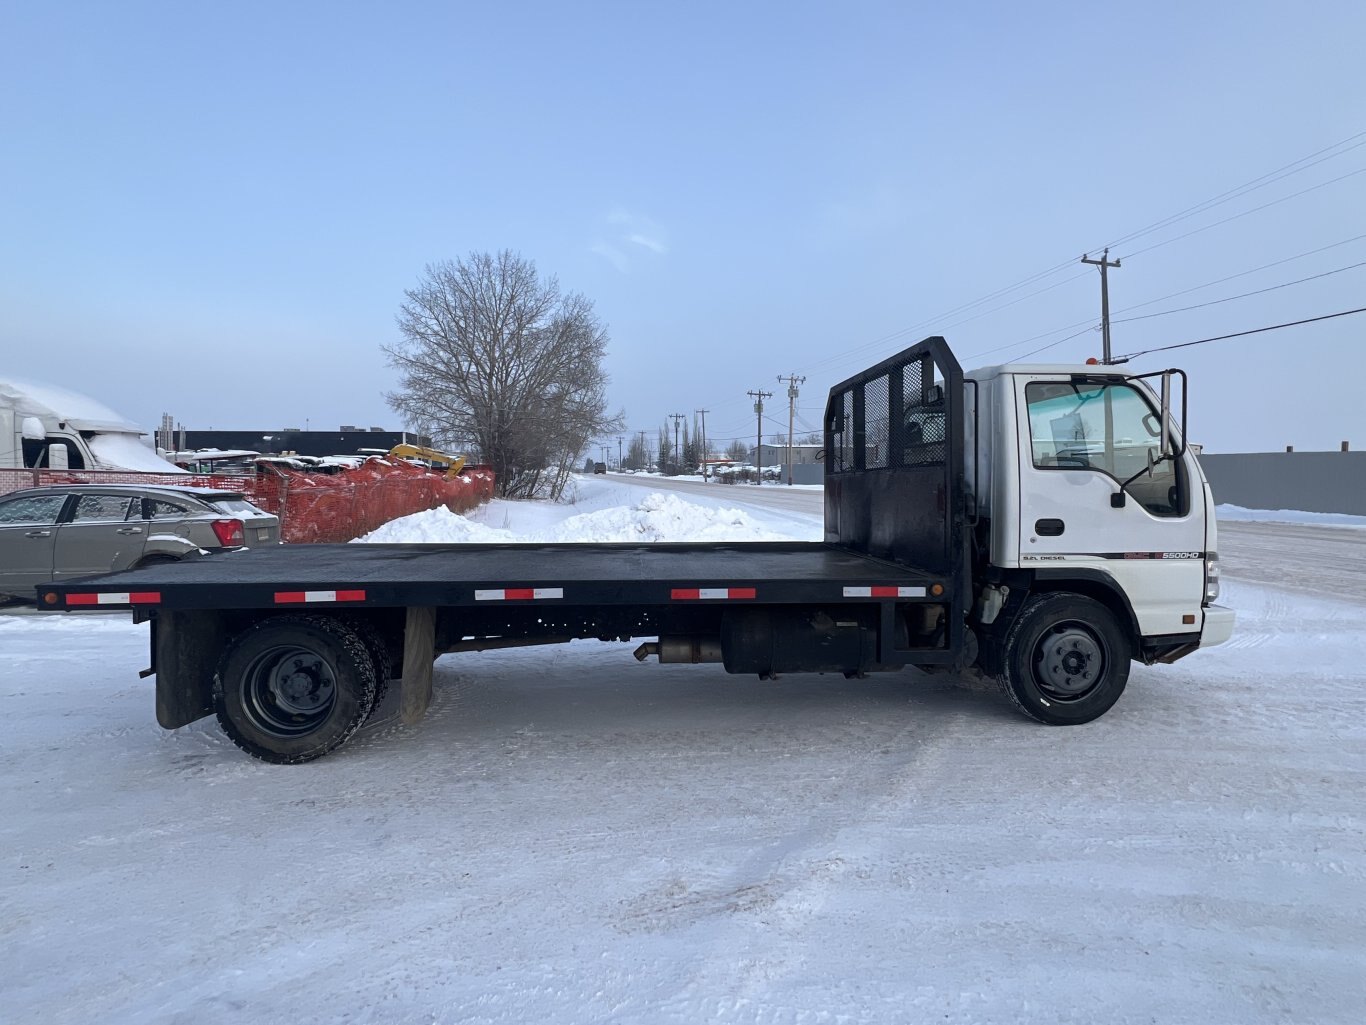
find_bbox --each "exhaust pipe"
[633,637,723,664]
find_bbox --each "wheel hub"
[243,646,338,736]
[277,659,327,709]
[1035,626,1105,699]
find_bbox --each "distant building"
[178,427,433,459]
[756,443,824,466]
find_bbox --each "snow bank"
[1216,503,1366,528]
[86,433,186,473]
[357,488,809,544]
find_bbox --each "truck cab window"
[20,439,86,470]
[1025,381,1186,517]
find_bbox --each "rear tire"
[339,616,393,721]
[213,615,377,763]
[1000,593,1130,725]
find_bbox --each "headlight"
[1204,553,1221,603]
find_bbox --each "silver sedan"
[0,483,280,603]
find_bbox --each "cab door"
[51,493,145,581]
[1014,374,1206,637]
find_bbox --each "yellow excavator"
[387,443,467,479]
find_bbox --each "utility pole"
[637,430,648,471]
[616,435,623,469]
[1081,248,1121,364]
[668,413,685,475]
[695,409,709,481]
[778,373,805,486]
[747,389,772,485]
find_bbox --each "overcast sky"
[3,2,1364,455]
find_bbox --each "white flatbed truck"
[37,337,1234,763]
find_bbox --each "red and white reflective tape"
[842,585,928,598]
[475,587,564,601]
[670,587,757,601]
[66,591,161,607]
[274,590,367,604]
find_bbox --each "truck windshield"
[1025,381,1185,517]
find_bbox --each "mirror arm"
[1160,373,1171,460]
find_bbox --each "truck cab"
[1,379,178,473]
[965,360,1234,681]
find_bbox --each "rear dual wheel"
[1000,593,1131,725]
[214,615,378,764]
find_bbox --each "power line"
[797,131,1366,378]
[1120,166,1366,261]
[1110,260,1366,325]
[1110,232,1366,315]
[970,231,1366,365]
[1113,307,1366,363]
[1100,131,1366,252]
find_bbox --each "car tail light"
[211,518,245,547]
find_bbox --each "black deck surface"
[41,541,944,610]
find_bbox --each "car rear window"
[209,498,266,516]
[148,500,192,519]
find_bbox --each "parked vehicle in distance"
[0,483,279,604]
[1,377,181,472]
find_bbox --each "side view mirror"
[1125,367,1187,460]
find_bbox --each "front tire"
[1000,593,1130,725]
[214,615,377,763]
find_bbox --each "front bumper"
[1200,604,1236,647]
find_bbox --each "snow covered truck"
[35,337,1234,763]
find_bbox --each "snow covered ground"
[3,477,1364,1024]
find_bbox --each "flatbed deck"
[43,541,946,611]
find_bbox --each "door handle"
[1035,518,1065,537]
[116,527,144,535]
[24,529,52,539]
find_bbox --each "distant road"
[607,474,824,515]
[1218,521,1366,607]
[612,474,1366,608]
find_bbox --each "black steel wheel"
[214,615,377,763]
[1000,593,1130,725]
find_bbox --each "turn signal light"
[211,518,246,547]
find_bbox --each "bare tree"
[725,438,751,462]
[385,252,623,500]
[625,433,650,471]
[657,425,672,472]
